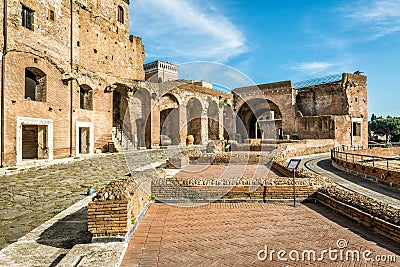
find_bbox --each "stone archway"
[207,101,219,140]
[237,98,282,141]
[131,88,152,148]
[112,84,152,149]
[159,93,180,145]
[186,98,203,144]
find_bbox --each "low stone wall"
[187,152,274,165]
[318,185,399,225]
[275,139,335,160]
[87,171,154,242]
[333,157,400,187]
[316,191,400,243]
[231,143,277,152]
[151,183,317,201]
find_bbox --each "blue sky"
[130,0,400,117]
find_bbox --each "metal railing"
[331,144,400,172]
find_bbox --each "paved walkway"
[301,154,400,208]
[0,150,165,250]
[121,203,399,266]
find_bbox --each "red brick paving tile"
[120,203,399,267]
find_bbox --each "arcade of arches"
[110,82,284,149]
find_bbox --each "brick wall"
[151,184,316,200]
[88,185,150,239]
[275,139,335,160]
[1,0,145,165]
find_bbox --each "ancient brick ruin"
[0,0,368,167]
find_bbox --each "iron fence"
[331,144,400,172]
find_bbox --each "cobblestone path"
[0,151,165,250]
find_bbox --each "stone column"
[38,125,48,159]
[150,98,160,148]
[201,110,208,144]
[179,102,187,145]
[218,107,224,140]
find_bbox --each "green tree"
[369,117,400,143]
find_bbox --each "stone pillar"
[150,98,160,148]
[179,103,187,145]
[38,125,48,159]
[218,107,224,140]
[201,110,208,144]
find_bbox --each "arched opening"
[237,98,282,142]
[25,67,46,102]
[207,101,219,140]
[113,85,130,149]
[159,94,180,145]
[131,88,151,148]
[112,85,152,149]
[186,98,202,144]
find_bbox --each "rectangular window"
[352,122,361,136]
[22,5,34,30]
[48,7,55,22]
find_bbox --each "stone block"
[166,155,188,169]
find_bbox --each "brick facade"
[234,73,368,146]
[0,0,144,166]
[0,0,368,166]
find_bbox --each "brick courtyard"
[121,203,399,266]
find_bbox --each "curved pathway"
[301,154,400,208]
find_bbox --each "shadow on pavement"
[37,207,91,249]
[304,203,400,256]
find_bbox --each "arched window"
[80,85,93,110]
[25,67,46,102]
[117,6,124,24]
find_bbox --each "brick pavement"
[121,203,399,266]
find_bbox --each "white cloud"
[178,62,254,90]
[289,62,338,72]
[343,0,400,39]
[130,0,247,62]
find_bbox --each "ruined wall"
[295,74,368,145]
[343,73,368,145]
[4,54,71,164]
[75,0,145,80]
[6,0,72,71]
[295,81,347,116]
[294,116,335,140]
[2,0,145,165]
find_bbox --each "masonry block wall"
[151,184,317,200]
[294,73,368,145]
[1,0,145,165]
[232,74,367,146]
[88,185,150,238]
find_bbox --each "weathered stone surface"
[166,155,188,169]
[319,185,400,225]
